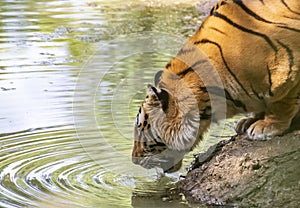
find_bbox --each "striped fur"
[132,0,300,172]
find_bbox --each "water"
[0,1,235,207]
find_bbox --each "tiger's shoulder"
[165,0,300,97]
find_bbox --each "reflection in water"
[0,0,236,207]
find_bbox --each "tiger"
[132,0,300,173]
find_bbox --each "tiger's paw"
[236,117,260,134]
[236,113,264,135]
[246,120,288,140]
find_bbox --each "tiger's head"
[131,72,207,172]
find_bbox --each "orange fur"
[132,0,300,172]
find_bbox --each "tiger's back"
[195,0,300,106]
[166,0,300,129]
[179,0,300,112]
[132,0,300,173]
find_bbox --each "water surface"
[0,1,235,207]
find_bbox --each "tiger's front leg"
[244,98,299,140]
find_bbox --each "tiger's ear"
[147,84,169,112]
[154,70,163,86]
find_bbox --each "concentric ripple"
[0,0,234,207]
[0,125,185,208]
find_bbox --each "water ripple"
[0,0,206,207]
[0,125,182,208]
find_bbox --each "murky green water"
[0,1,235,207]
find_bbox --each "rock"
[176,131,300,207]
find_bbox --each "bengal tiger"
[132,0,300,173]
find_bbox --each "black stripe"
[209,27,227,35]
[209,7,215,16]
[232,0,275,24]
[267,65,274,96]
[232,1,300,30]
[220,1,227,6]
[277,25,300,34]
[209,1,227,16]
[259,0,265,5]
[282,15,300,20]
[200,86,247,112]
[177,60,207,77]
[281,0,300,16]
[212,12,278,52]
[165,62,171,69]
[177,67,193,77]
[277,40,294,77]
[224,89,247,112]
[195,39,251,98]
[250,84,264,100]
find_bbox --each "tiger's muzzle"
[132,127,186,173]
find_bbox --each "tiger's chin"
[132,149,186,173]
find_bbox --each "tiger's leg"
[246,98,299,140]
